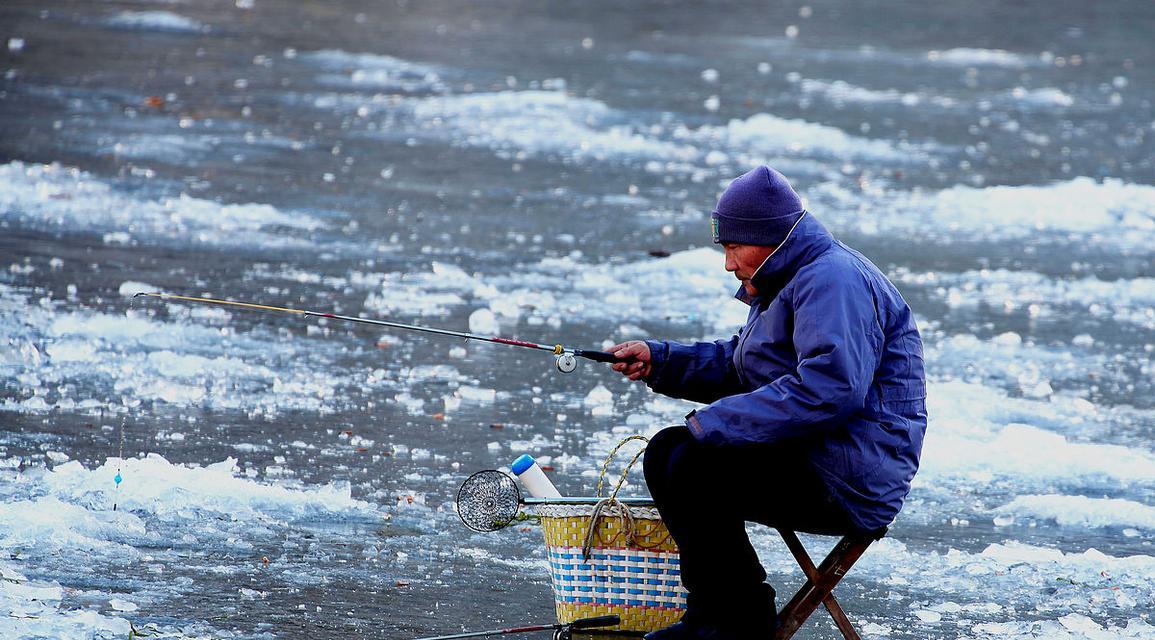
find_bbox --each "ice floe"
[412,91,696,162]
[104,11,205,34]
[995,495,1155,531]
[0,286,374,415]
[895,268,1155,329]
[682,112,916,161]
[813,176,1155,247]
[300,49,445,92]
[42,454,373,520]
[800,78,946,107]
[0,453,377,639]
[0,162,326,248]
[363,247,747,334]
[926,47,1038,68]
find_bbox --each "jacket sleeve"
[685,267,884,445]
[643,336,744,405]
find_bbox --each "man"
[610,166,927,640]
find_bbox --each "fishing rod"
[413,614,619,640]
[133,292,628,373]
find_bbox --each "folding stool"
[771,527,888,640]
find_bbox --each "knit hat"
[710,166,805,246]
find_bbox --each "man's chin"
[742,282,759,296]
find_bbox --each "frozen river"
[1,0,1154,638]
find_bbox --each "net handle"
[594,435,649,502]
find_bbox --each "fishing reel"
[554,352,578,373]
[555,348,623,373]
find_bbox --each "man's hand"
[610,341,653,381]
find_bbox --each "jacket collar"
[734,211,834,306]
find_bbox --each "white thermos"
[510,454,561,498]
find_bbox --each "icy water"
[2,0,1154,638]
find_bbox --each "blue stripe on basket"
[546,546,687,612]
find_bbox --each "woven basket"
[529,436,687,634]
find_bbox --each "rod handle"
[574,349,628,363]
[570,615,620,630]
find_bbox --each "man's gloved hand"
[609,341,652,381]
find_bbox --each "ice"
[733,505,1155,635]
[583,384,614,410]
[0,587,130,640]
[800,78,947,107]
[585,387,616,417]
[921,383,1155,485]
[473,247,747,334]
[364,270,468,316]
[0,290,367,414]
[467,308,500,335]
[914,609,942,622]
[0,452,378,639]
[1008,87,1075,107]
[685,112,913,161]
[995,495,1155,530]
[118,281,156,298]
[105,11,205,33]
[894,268,1155,329]
[0,162,326,248]
[817,178,1155,247]
[43,455,374,520]
[0,335,42,367]
[108,598,138,612]
[0,495,150,555]
[301,49,444,92]
[104,133,217,162]
[456,386,496,404]
[926,47,1033,67]
[3,5,1153,636]
[393,392,425,414]
[411,91,695,162]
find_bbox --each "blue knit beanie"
[711,166,805,246]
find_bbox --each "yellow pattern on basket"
[536,436,687,634]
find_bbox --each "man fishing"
[610,166,927,640]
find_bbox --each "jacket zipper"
[735,305,759,385]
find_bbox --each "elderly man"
[611,166,927,640]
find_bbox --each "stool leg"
[773,532,872,640]
[779,531,860,639]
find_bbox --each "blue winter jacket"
[644,212,927,531]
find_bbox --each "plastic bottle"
[510,454,562,498]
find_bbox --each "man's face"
[723,242,777,296]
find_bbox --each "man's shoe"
[644,620,772,640]
[643,621,697,640]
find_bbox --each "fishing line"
[133,292,629,373]
[113,412,125,511]
[111,397,142,511]
[111,297,147,511]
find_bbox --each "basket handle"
[594,435,649,501]
[582,435,651,561]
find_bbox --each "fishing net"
[456,469,522,532]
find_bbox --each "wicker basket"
[529,436,687,634]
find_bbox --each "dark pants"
[643,425,855,627]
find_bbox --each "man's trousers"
[643,425,857,628]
